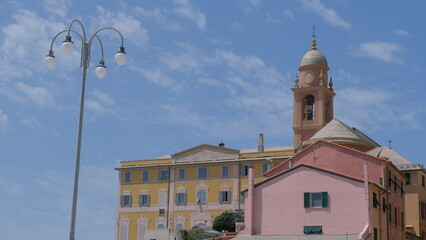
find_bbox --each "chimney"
[258,134,264,152]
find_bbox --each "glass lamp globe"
[95,61,107,79]
[115,52,127,65]
[61,36,74,55]
[115,46,127,65]
[44,55,56,69]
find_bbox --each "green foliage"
[178,227,204,240]
[212,211,236,232]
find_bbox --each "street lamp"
[44,19,127,240]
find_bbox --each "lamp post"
[44,20,127,240]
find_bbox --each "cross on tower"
[387,139,393,149]
[312,24,316,39]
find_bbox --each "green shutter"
[303,226,313,234]
[304,192,310,208]
[321,192,328,208]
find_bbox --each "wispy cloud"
[299,0,351,30]
[42,0,71,17]
[95,6,149,48]
[0,176,25,196]
[21,116,42,128]
[392,29,410,37]
[336,87,422,130]
[0,110,12,133]
[350,41,404,64]
[134,7,182,32]
[173,0,206,30]
[85,89,117,120]
[15,82,56,108]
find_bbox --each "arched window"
[157,224,165,229]
[304,95,315,120]
[176,223,184,230]
[197,190,206,204]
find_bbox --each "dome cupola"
[299,39,328,69]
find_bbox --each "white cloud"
[134,7,182,32]
[85,89,117,120]
[173,0,206,30]
[15,82,56,107]
[132,67,186,94]
[21,116,42,128]
[300,0,351,30]
[42,0,71,17]
[95,6,149,48]
[336,87,421,130]
[0,176,25,196]
[283,9,297,21]
[351,41,404,64]
[0,110,12,133]
[392,29,410,37]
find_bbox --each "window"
[120,195,132,207]
[394,175,397,191]
[304,192,328,208]
[222,165,229,178]
[142,171,149,182]
[423,175,425,187]
[382,198,387,212]
[176,193,187,205]
[157,224,165,229]
[388,171,392,188]
[274,162,280,167]
[240,165,252,177]
[373,192,378,208]
[176,223,184,230]
[219,191,231,203]
[198,167,208,179]
[178,168,186,180]
[158,169,169,181]
[404,173,411,185]
[197,190,206,204]
[139,194,150,206]
[394,207,398,226]
[262,163,269,174]
[373,228,378,240]
[240,192,245,204]
[303,95,315,120]
[124,172,131,183]
[303,226,322,234]
[159,209,165,216]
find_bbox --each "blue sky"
[1,0,425,239]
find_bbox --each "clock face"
[305,71,314,84]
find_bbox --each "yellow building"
[115,135,293,240]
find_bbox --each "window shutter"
[120,196,124,207]
[139,195,142,206]
[304,192,310,208]
[147,195,150,205]
[176,193,179,205]
[321,192,328,208]
[183,193,187,204]
[129,196,132,206]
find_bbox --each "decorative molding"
[220,183,230,191]
[122,190,131,195]
[175,214,186,229]
[172,145,239,163]
[176,185,186,193]
[140,189,149,195]
[190,211,212,227]
[137,215,149,240]
[119,215,130,240]
[156,216,167,229]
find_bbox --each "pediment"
[171,144,240,163]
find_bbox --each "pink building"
[235,140,405,240]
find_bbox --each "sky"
[1,0,425,239]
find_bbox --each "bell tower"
[292,38,335,149]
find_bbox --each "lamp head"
[44,50,56,69]
[61,35,74,55]
[95,60,107,79]
[114,46,127,65]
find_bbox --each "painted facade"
[115,143,293,240]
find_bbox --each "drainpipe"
[166,166,171,228]
[363,162,370,233]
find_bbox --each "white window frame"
[197,190,207,204]
[158,169,169,181]
[219,191,231,203]
[176,193,187,205]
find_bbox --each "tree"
[178,227,204,240]
[212,211,236,232]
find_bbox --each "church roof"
[305,118,380,149]
[300,39,328,68]
[367,147,412,165]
